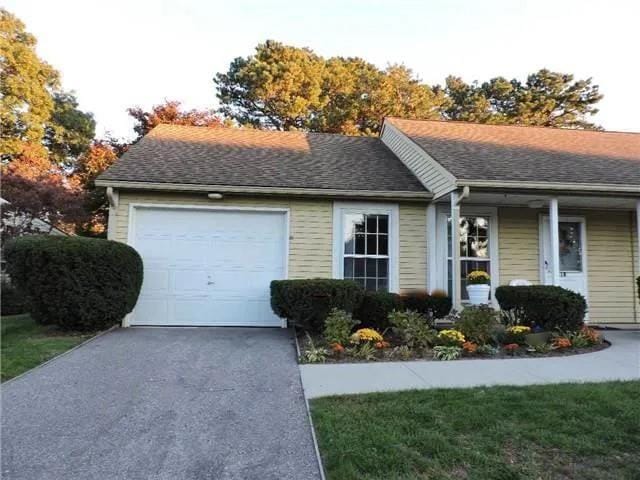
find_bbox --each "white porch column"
[451,191,461,309]
[426,202,438,292]
[549,198,561,286]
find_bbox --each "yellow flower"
[507,325,531,335]
[350,328,383,344]
[466,270,490,284]
[438,329,466,345]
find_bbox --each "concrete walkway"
[2,328,322,480]
[300,330,639,398]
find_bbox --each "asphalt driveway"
[1,328,321,480]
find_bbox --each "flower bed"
[297,307,609,364]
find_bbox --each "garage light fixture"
[207,193,223,200]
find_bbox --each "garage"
[128,206,288,326]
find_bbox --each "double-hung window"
[334,203,398,292]
[447,216,492,300]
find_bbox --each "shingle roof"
[387,118,640,186]
[97,124,427,193]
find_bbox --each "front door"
[541,216,588,301]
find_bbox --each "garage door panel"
[130,208,286,327]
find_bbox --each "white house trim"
[332,201,400,293]
[380,121,457,199]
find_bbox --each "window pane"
[366,215,378,234]
[353,215,365,233]
[366,234,377,255]
[559,222,582,272]
[378,235,388,255]
[366,258,377,278]
[378,216,388,234]
[354,258,365,277]
[377,259,388,278]
[344,232,354,255]
[365,278,377,291]
[343,258,354,278]
[355,234,365,254]
[377,278,388,291]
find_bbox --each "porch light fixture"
[207,192,223,200]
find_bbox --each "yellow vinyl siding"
[498,208,540,285]
[113,191,427,290]
[399,204,427,290]
[585,211,637,324]
[497,207,638,324]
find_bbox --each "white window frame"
[332,202,400,293]
[436,205,500,306]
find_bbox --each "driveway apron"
[1,328,321,480]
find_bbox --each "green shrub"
[1,279,28,316]
[354,291,402,330]
[4,236,143,331]
[433,345,462,361]
[323,308,359,345]
[453,305,500,345]
[388,310,436,350]
[270,279,364,332]
[495,285,586,331]
[401,289,452,319]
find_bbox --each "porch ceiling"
[436,190,639,210]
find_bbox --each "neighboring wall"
[498,207,638,324]
[112,191,427,290]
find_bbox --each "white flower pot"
[467,284,491,305]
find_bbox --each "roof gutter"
[94,179,433,201]
[456,179,640,197]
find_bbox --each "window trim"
[436,205,500,307]
[332,202,400,293]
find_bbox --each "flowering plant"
[462,341,478,353]
[350,328,383,344]
[466,270,490,285]
[553,337,572,349]
[503,343,520,354]
[374,341,390,350]
[437,329,466,346]
[579,326,601,345]
[507,325,531,335]
[330,342,345,354]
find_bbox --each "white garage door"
[129,207,287,326]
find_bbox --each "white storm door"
[130,207,287,327]
[541,216,588,300]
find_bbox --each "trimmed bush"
[401,289,452,319]
[495,285,587,332]
[354,291,403,330]
[4,236,143,331]
[270,279,364,332]
[1,279,28,316]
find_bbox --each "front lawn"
[311,382,640,480]
[1,314,94,381]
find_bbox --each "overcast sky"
[6,0,640,140]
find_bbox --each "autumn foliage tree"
[127,100,223,141]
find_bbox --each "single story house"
[95,118,640,327]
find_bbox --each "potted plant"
[466,271,491,305]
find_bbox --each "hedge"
[1,279,28,316]
[270,279,364,332]
[401,289,452,320]
[353,291,403,330]
[4,236,143,331]
[495,285,586,331]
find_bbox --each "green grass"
[311,382,640,480]
[1,314,94,381]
